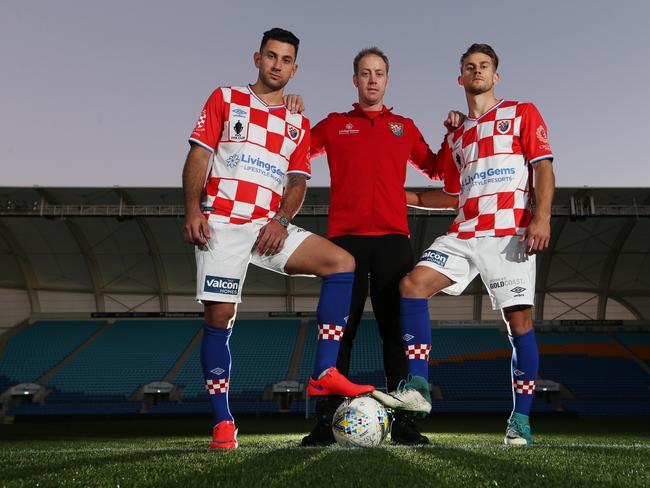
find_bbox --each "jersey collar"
[467,99,505,121]
[247,84,285,110]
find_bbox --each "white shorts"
[195,220,313,303]
[416,234,536,310]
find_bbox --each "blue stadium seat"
[0,320,106,387]
[563,399,650,417]
[540,355,650,399]
[46,320,201,401]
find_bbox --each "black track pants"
[330,234,414,391]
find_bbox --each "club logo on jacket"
[388,122,404,137]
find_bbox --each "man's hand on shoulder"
[183,210,210,246]
[444,110,466,132]
[283,94,305,114]
[521,214,551,255]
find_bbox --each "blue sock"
[509,329,539,417]
[400,298,432,381]
[201,324,233,426]
[313,272,353,378]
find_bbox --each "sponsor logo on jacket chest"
[338,122,360,135]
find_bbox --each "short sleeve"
[519,103,554,165]
[440,136,461,195]
[188,88,225,153]
[287,118,312,179]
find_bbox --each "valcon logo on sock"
[204,276,240,295]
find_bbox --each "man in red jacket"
[297,47,461,445]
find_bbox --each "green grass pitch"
[1,415,649,487]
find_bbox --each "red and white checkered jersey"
[189,85,311,224]
[442,100,553,238]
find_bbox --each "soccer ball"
[331,396,390,447]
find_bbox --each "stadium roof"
[1,187,650,324]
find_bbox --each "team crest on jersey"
[231,119,247,141]
[388,122,404,137]
[496,119,511,134]
[536,125,551,151]
[286,123,300,141]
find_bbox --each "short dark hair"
[353,47,389,75]
[260,28,300,58]
[460,43,499,72]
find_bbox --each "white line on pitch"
[3,443,650,455]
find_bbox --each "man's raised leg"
[372,266,452,413]
[285,235,374,397]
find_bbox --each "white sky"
[1,0,649,187]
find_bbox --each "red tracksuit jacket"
[311,104,442,238]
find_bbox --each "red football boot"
[209,419,238,449]
[307,367,375,397]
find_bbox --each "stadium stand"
[430,328,508,360]
[537,332,650,416]
[428,328,514,402]
[343,320,386,387]
[617,332,650,366]
[2,317,649,417]
[45,320,201,402]
[0,320,105,389]
[296,320,318,387]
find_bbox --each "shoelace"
[395,377,411,394]
[395,374,417,393]
[508,418,528,435]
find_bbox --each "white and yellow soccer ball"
[331,396,390,447]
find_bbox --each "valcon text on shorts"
[420,250,449,268]
[204,276,240,295]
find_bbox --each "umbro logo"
[232,108,247,117]
[402,334,414,342]
[210,367,225,376]
[513,369,525,377]
[511,286,526,294]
